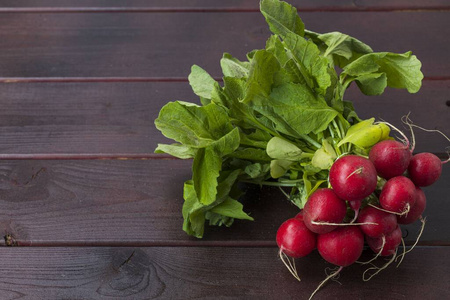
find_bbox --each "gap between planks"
[0,76,449,83]
[0,153,447,160]
[2,239,448,248]
[0,153,175,160]
[0,7,450,13]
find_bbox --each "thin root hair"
[309,266,343,300]
[376,119,411,150]
[345,167,363,180]
[401,113,416,152]
[396,237,407,268]
[395,217,426,266]
[444,147,450,164]
[311,221,378,226]
[368,203,410,216]
[324,267,343,285]
[363,248,398,282]
[279,248,301,282]
[402,113,450,151]
[356,236,386,265]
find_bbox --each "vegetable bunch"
[155,0,450,298]
[278,143,442,298]
[154,0,424,239]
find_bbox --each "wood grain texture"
[0,80,448,155]
[0,246,448,299]
[0,159,448,245]
[0,2,448,299]
[0,12,449,78]
[1,0,449,10]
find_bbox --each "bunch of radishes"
[276,134,446,298]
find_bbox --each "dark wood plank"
[348,80,450,155]
[0,82,175,155]
[0,246,448,299]
[0,81,448,155]
[0,0,448,10]
[0,12,449,78]
[0,159,448,245]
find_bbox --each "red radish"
[329,155,378,201]
[369,140,412,179]
[357,205,397,238]
[294,211,304,220]
[366,225,402,256]
[379,176,416,214]
[276,218,317,258]
[303,188,347,234]
[348,200,362,211]
[397,186,427,224]
[317,226,364,267]
[408,152,442,186]
[311,226,364,300]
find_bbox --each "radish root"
[311,221,378,226]
[402,113,450,148]
[396,237,407,268]
[324,267,342,284]
[350,209,359,224]
[362,248,398,281]
[368,203,410,216]
[445,147,450,164]
[308,266,343,300]
[395,217,426,267]
[400,113,416,152]
[356,236,386,265]
[279,249,301,281]
[345,167,363,180]
[376,120,411,150]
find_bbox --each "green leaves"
[342,51,423,94]
[154,143,196,159]
[192,148,221,206]
[251,83,338,136]
[154,101,233,148]
[220,53,250,78]
[210,198,254,221]
[354,73,387,96]
[182,170,253,238]
[155,101,240,206]
[311,139,337,170]
[266,137,303,160]
[192,127,240,206]
[242,50,280,103]
[282,32,332,95]
[188,65,216,100]
[260,0,305,38]
[337,118,391,148]
[311,31,373,68]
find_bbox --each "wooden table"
[0,1,449,299]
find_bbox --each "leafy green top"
[154,0,423,238]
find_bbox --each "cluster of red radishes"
[276,138,445,297]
